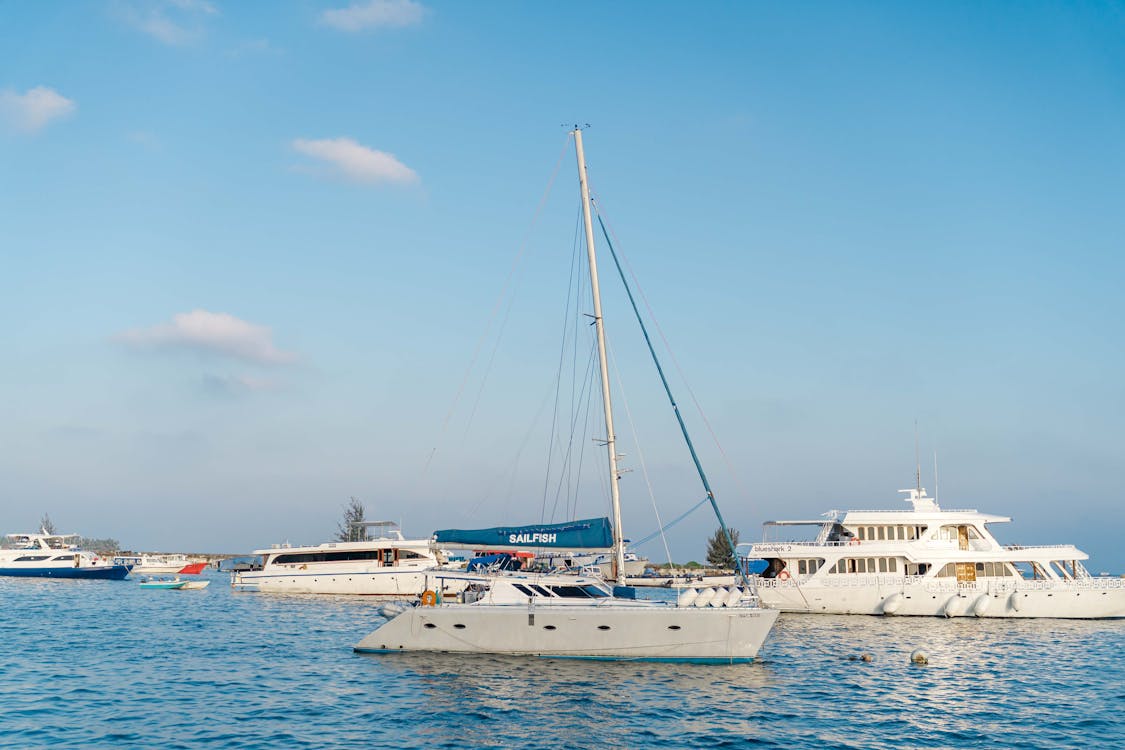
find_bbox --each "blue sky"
[2,1,1123,568]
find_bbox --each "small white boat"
[139,578,189,590]
[138,577,209,590]
[114,553,207,574]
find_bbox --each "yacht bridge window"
[829,557,899,574]
[855,525,926,541]
[272,549,427,565]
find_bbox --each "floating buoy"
[910,649,929,665]
[693,587,717,608]
[677,587,699,607]
[1009,591,1022,612]
[972,594,991,617]
[881,592,904,615]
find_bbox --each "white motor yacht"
[745,487,1125,618]
[232,521,457,596]
[1,533,130,580]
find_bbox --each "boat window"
[52,555,75,561]
[513,584,536,596]
[877,527,886,541]
[878,558,887,573]
[937,563,957,577]
[798,560,807,575]
[530,585,553,597]
[581,586,609,598]
[888,558,897,573]
[14,555,50,562]
[857,527,866,541]
[274,550,384,565]
[547,586,594,598]
[398,550,426,560]
[544,625,557,630]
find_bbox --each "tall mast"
[573,128,627,581]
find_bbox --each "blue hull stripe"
[0,565,130,580]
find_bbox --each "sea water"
[1,571,1122,749]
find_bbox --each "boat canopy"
[433,517,613,550]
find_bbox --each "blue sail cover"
[433,517,613,550]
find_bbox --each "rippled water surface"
[2,572,1123,748]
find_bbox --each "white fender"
[972,594,992,617]
[725,586,745,607]
[677,587,699,608]
[709,586,729,607]
[881,593,904,615]
[693,587,716,608]
[1009,591,1022,612]
[943,595,966,618]
[378,602,406,620]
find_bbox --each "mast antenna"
[933,451,939,502]
[914,420,921,494]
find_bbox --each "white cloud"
[0,86,76,133]
[116,0,218,46]
[202,373,278,395]
[319,0,426,32]
[118,310,297,365]
[292,137,420,185]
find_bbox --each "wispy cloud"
[0,86,76,133]
[117,310,297,365]
[202,373,278,396]
[116,0,218,46]
[319,0,426,32]
[292,137,420,185]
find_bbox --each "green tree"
[335,497,367,542]
[705,526,740,569]
[40,513,56,534]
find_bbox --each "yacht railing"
[751,574,1125,590]
[842,508,980,514]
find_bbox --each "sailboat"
[354,129,779,663]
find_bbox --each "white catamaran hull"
[755,577,1125,618]
[355,604,779,663]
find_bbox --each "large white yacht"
[744,487,1125,618]
[232,521,453,596]
[0,533,130,580]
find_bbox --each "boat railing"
[1003,544,1078,551]
[751,573,1125,591]
[842,508,979,514]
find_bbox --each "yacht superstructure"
[745,488,1125,618]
